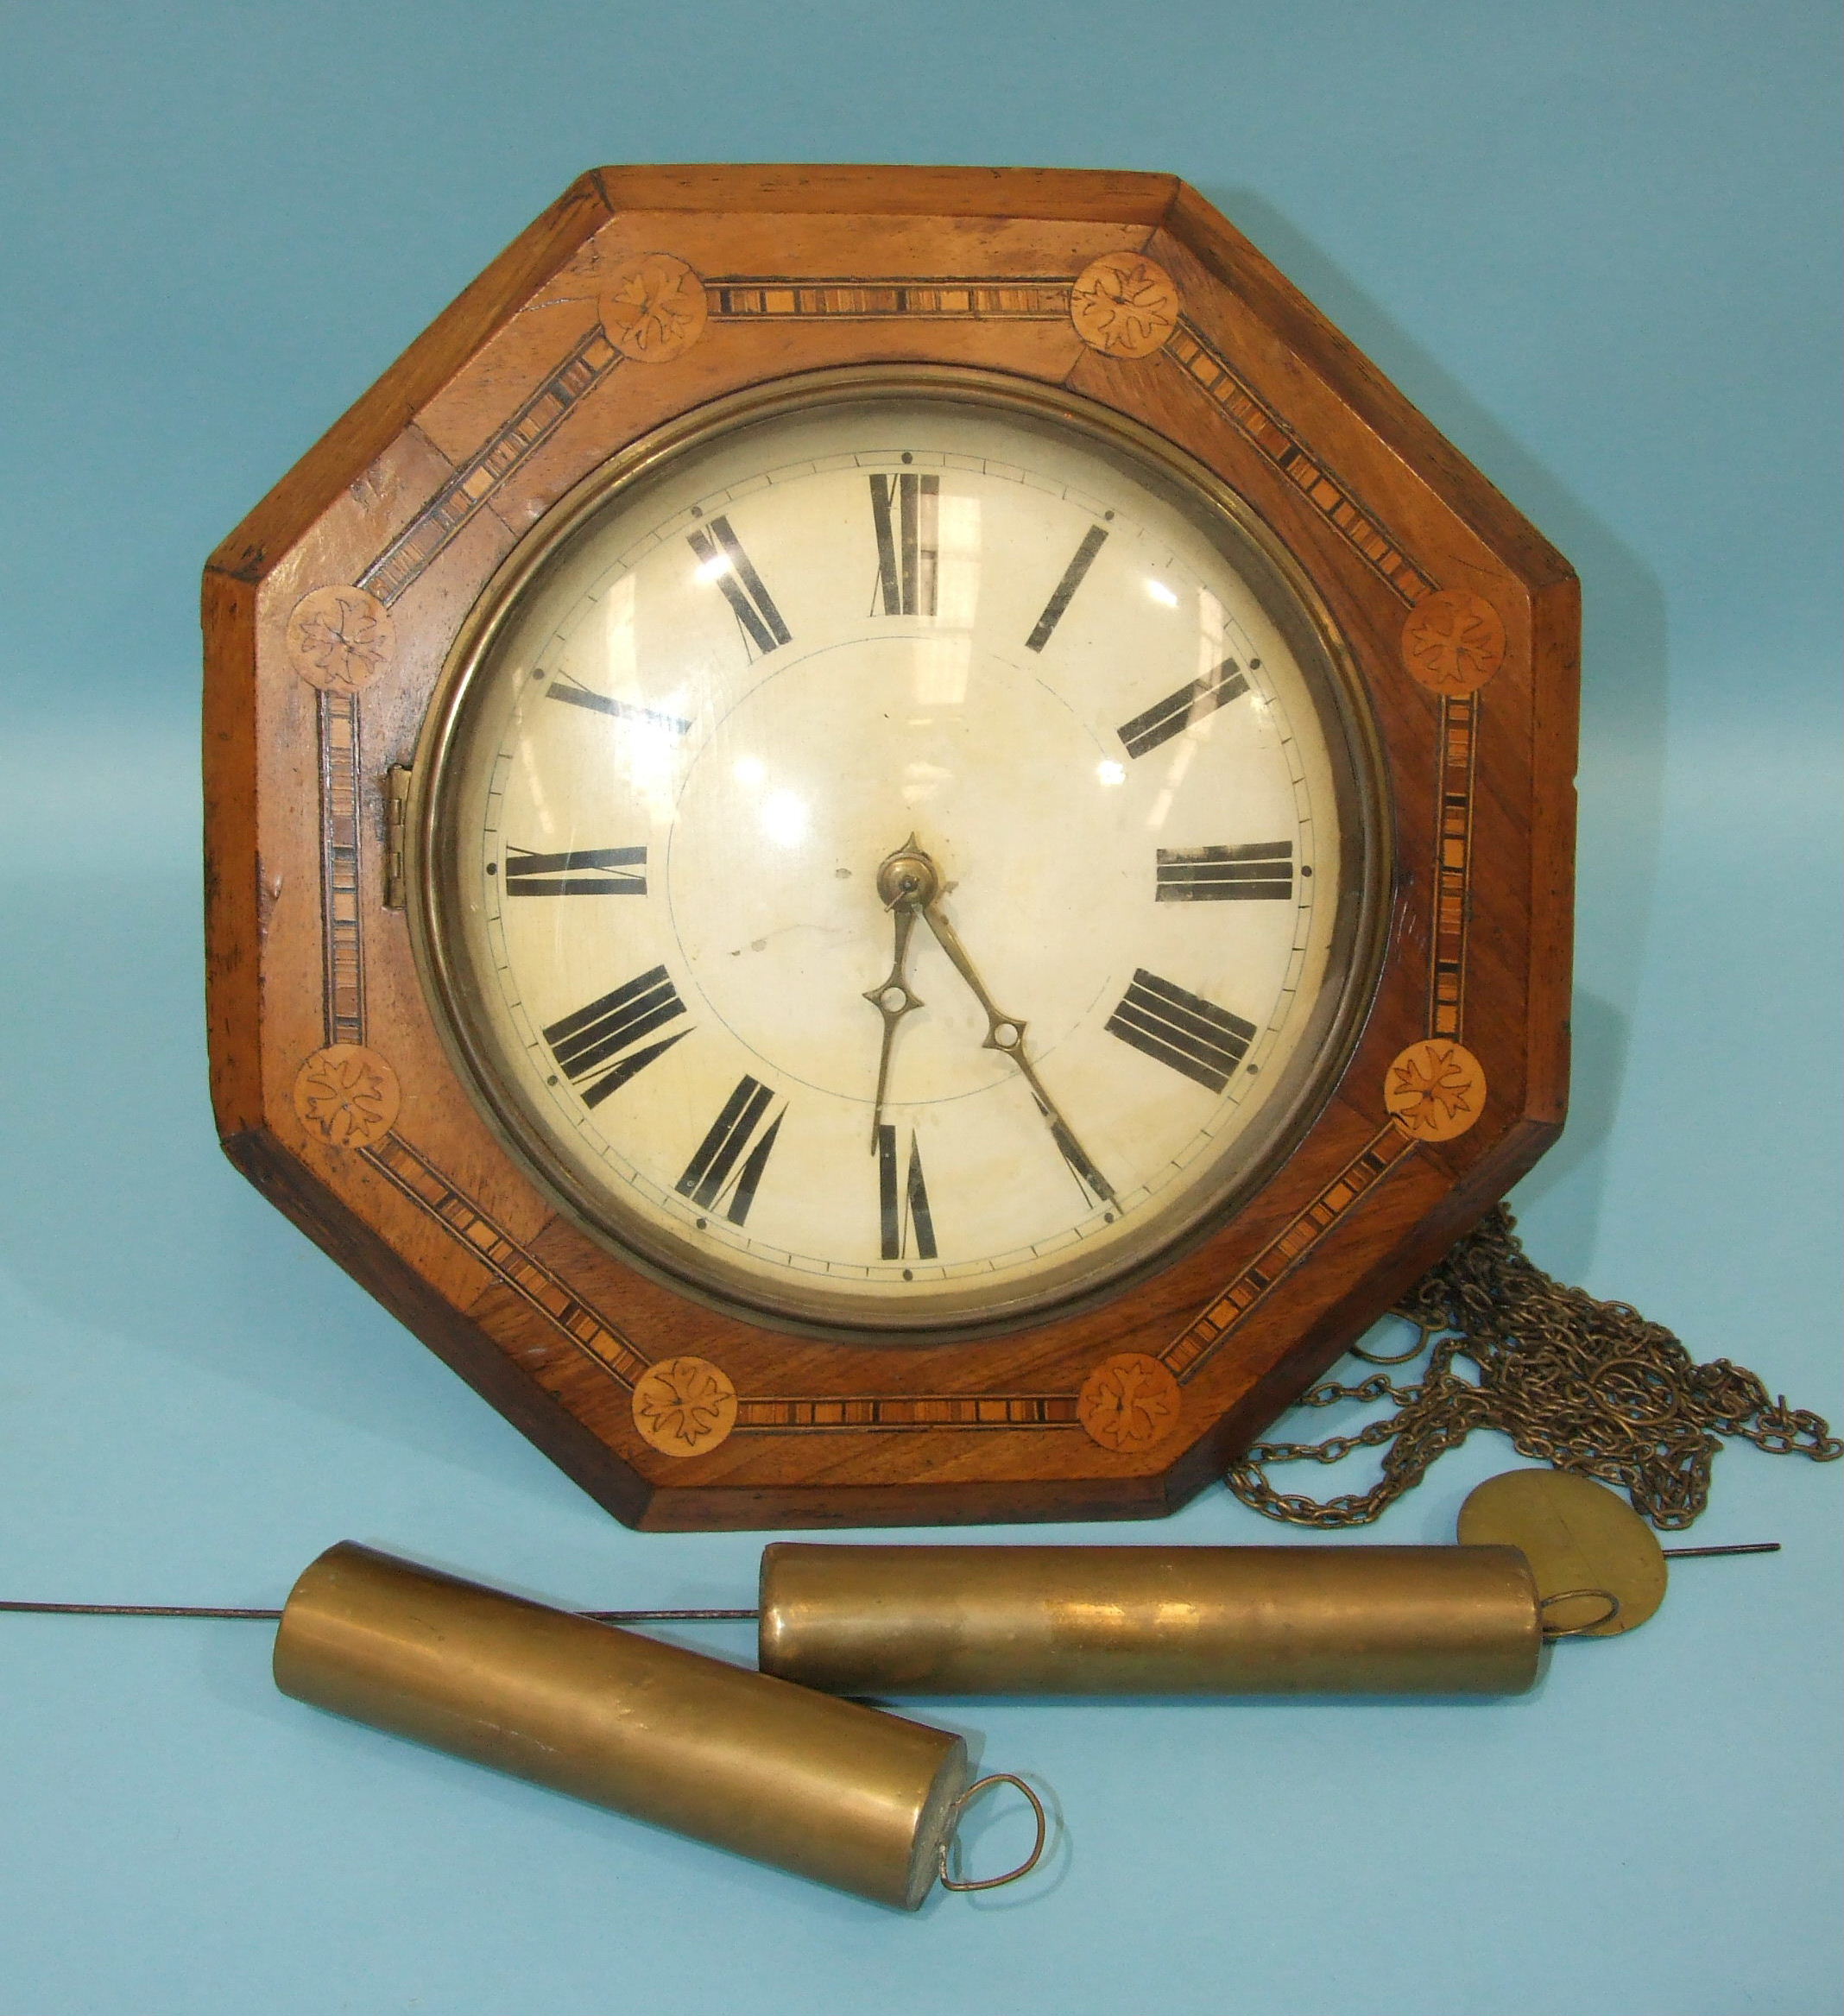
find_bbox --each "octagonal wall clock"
[204,166,1578,1531]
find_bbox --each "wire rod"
[0,1601,759,1622]
[5,1545,1785,1619]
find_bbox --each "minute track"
[452,388,1355,1331]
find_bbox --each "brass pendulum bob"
[1454,1466,1719,1637]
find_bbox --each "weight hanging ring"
[1538,1587,1624,1640]
[938,1773,1049,1893]
[1352,1321,1437,1367]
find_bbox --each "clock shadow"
[1208,188,1667,1281]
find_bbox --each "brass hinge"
[383,764,413,911]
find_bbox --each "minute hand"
[916,896,1115,1204]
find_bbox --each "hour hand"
[863,862,925,1150]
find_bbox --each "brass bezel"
[408,363,1392,1343]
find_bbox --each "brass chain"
[1227,1207,1841,1529]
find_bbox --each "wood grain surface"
[204,164,1578,1529]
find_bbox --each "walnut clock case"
[204,167,1578,1532]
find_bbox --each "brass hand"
[873,840,1114,1204]
[863,843,926,1151]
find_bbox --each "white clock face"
[418,381,1380,1336]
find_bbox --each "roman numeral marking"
[870,473,939,616]
[1106,969,1256,1093]
[1155,842,1294,902]
[545,677,692,736]
[877,1125,938,1261]
[1118,657,1249,758]
[687,514,791,657]
[1025,524,1109,652]
[678,1075,786,1225]
[505,845,647,896]
[542,965,689,1109]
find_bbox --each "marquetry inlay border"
[290,227,1513,1463]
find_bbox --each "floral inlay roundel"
[286,586,395,692]
[1078,1352,1183,1453]
[1385,1040,1487,1141]
[631,1355,738,1457]
[1070,253,1181,359]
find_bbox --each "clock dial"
[418,382,1380,1336]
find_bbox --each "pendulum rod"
[0,1542,1782,1621]
[0,1601,760,1621]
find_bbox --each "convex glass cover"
[414,373,1383,1337]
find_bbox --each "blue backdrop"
[3,6,1838,2013]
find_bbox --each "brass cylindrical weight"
[760,1544,1543,1696]
[275,1544,969,1909]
